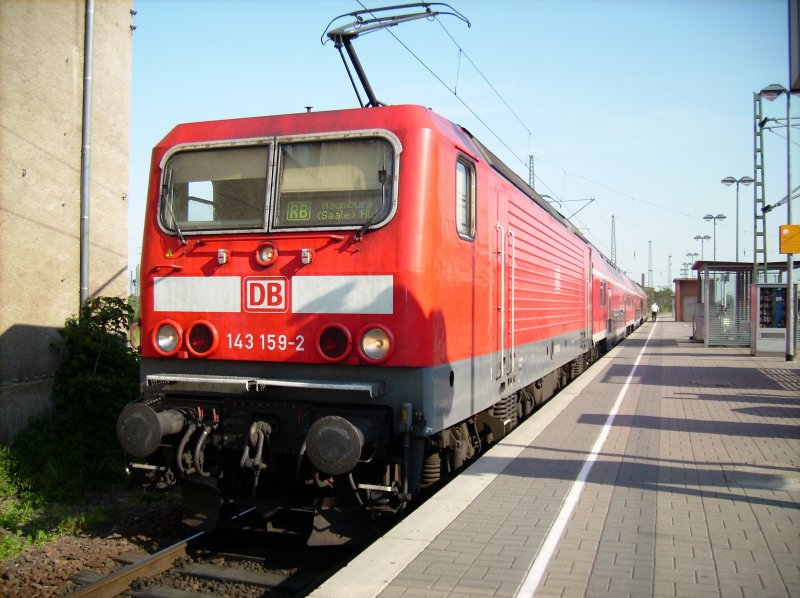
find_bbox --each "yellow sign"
[779,224,800,253]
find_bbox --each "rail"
[70,531,203,597]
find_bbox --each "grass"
[0,446,115,561]
[0,445,47,560]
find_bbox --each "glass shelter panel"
[702,268,752,346]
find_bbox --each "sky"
[128,0,791,289]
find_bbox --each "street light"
[694,235,711,261]
[703,213,727,260]
[721,175,754,261]
[760,83,794,361]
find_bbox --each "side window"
[456,158,476,240]
[600,281,607,307]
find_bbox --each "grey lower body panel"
[140,329,586,437]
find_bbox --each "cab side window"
[456,158,476,240]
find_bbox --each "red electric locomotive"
[117,103,645,540]
[117,3,645,542]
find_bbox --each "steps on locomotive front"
[310,318,800,598]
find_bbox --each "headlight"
[316,324,352,362]
[152,320,182,356]
[358,326,394,363]
[255,242,278,266]
[186,320,218,357]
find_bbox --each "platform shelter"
[690,260,796,347]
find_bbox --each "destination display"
[277,197,378,227]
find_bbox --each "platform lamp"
[703,214,726,260]
[760,83,794,361]
[693,236,710,261]
[721,176,754,262]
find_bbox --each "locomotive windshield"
[273,138,394,229]
[161,145,269,232]
[159,135,397,234]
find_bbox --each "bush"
[10,297,140,499]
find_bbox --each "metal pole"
[79,0,95,312]
[713,220,717,260]
[735,182,740,261]
[787,92,795,361]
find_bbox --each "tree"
[11,297,140,498]
[652,287,675,313]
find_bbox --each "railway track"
[66,509,362,598]
[66,367,590,598]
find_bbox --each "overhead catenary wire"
[431,16,569,176]
[349,1,691,280]
[353,0,536,172]
[360,3,697,217]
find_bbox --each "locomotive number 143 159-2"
[225,332,305,352]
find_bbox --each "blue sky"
[129,0,790,288]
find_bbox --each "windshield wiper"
[354,167,387,241]
[355,210,380,241]
[162,168,186,245]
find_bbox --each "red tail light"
[317,324,352,362]
[187,320,218,357]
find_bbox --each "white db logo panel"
[244,277,288,312]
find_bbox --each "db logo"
[244,277,288,312]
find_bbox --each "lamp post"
[760,83,794,361]
[694,235,710,261]
[721,175,754,262]
[703,213,727,260]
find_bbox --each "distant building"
[0,1,133,442]
[674,277,700,323]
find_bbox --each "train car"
[117,104,643,541]
[625,278,647,331]
[590,251,647,355]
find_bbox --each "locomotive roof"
[156,104,628,283]
[454,121,627,277]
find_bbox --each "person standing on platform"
[651,302,659,322]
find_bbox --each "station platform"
[311,318,800,598]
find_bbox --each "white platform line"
[515,321,657,597]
